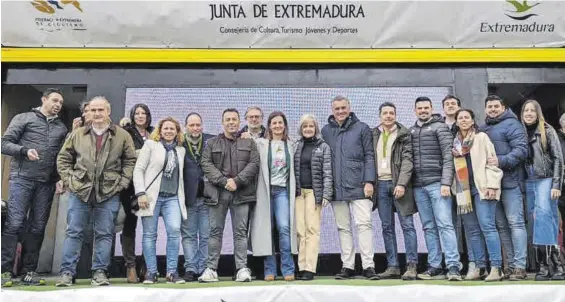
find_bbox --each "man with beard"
[479,95,528,281]
[410,96,461,281]
[1,88,68,287]
[181,112,215,281]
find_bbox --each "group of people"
[1,88,564,287]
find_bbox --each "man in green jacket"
[55,96,137,287]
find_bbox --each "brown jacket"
[57,124,137,203]
[200,134,260,205]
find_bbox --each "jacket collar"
[83,123,117,135]
[374,122,409,138]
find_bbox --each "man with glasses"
[239,106,266,139]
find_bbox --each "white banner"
[1,0,564,49]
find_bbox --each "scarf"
[452,129,476,215]
[161,140,178,179]
[185,134,203,162]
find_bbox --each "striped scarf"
[452,129,475,215]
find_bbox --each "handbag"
[130,154,169,212]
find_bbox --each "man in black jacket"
[1,88,68,287]
[181,112,215,282]
[410,97,461,281]
[199,108,260,283]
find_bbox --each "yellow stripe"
[1,48,564,63]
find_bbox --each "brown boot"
[126,267,138,283]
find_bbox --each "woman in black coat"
[119,103,154,283]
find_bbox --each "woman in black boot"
[521,100,564,281]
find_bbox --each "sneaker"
[1,272,13,287]
[91,270,110,286]
[143,272,158,284]
[166,272,185,284]
[363,267,380,280]
[284,275,295,281]
[464,262,482,281]
[235,268,252,282]
[184,271,197,282]
[502,267,512,280]
[509,268,527,281]
[55,271,73,287]
[447,266,462,281]
[21,271,46,286]
[335,267,355,280]
[264,274,275,281]
[417,267,445,280]
[402,263,418,281]
[199,268,219,282]
[377,266,401,279]
[485,267,502,282]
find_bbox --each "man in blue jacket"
[322,95,378,280]
[181,112,215,282]
[480,95,528,281]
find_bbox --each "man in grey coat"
[199,108,260,283]
[372,102,418,280]
[1,88,67,287]
[321,96,378,280]
[410,96,461,281]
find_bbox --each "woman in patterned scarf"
[133,117,187,284]
[452,109,504,281]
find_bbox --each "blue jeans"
[60,193,120,275]
[414,182,460,268]
[142,195,182,274]
[377,180,418,266]
[495,187,527,269]
[264,186,295,277]
[461,188,502,267]
[181,197,210,274]
[526,178,559,246]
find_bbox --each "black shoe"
[446,266,462,281]
[184,271,197,282]
[363,267,380,280]
[417,267,445,280]
[335,268,355,280]
[535,265,551,281]
[300,271,314,281]
[297,271,305,279]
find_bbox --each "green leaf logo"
[505,0,539,20]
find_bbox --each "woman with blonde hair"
[133,117,187,284]
[293,114,332,280]
[521,100,564,281]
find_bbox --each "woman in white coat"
[133,117,187,284]
[249,111,297,281]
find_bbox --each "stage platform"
[2,277,565,302]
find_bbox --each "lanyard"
[382,130,392,158]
